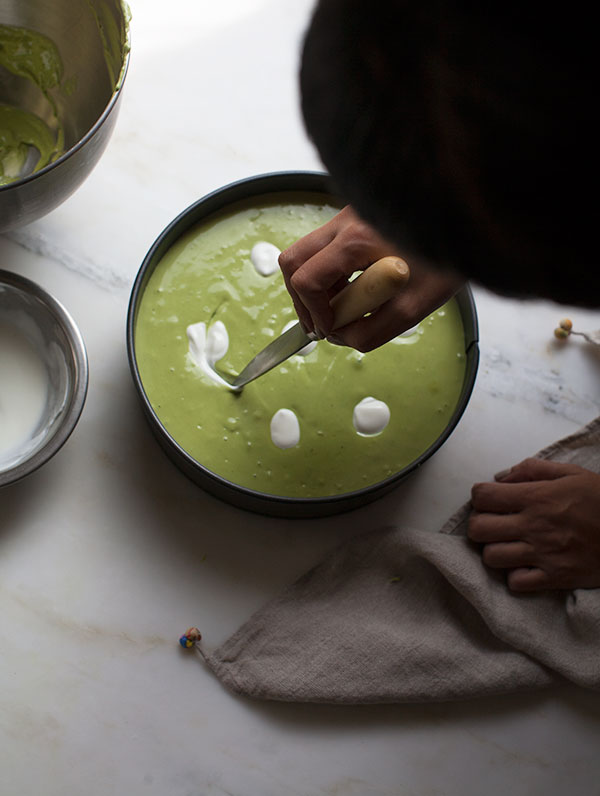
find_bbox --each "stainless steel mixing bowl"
[0,0,130,231]
[0,269,88,487]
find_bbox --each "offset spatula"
[218,255,410,391]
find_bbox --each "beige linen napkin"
[198,417,600,703]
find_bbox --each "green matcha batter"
[135,195,467,498]
[0,23,65,184]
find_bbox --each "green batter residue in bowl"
[0,24,65,184]
[134,194,467,498]
[84,0,131,91]
[0,9,129,185]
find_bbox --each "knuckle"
[338,221,377,258]
[470,482,489,505]
[341,323,380,353]
[506,572,527,592]
[354,337,377,353]
[289,268,312,296]
[350,220,373,243]
[550,527,572,554]
[467,514,484,541]
[522,511,554,544]
[277,248,295,270]
[481,544,499,567]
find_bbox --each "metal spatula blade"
[217,255,410,391]
[224,321,315,390]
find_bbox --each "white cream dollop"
[353,396,390,436]
[270,408,300,449]
[187,320,233,389]
[204,320,228,362]
[281,320,317,356]
[250,241,281,276]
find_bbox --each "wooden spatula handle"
[330,256,410,330]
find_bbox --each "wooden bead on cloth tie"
[179,627,202,649]
[554,317,600,345]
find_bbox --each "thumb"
[495,457,580,483]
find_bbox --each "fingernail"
[494,467,512,481]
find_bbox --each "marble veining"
[479,345,600,425]
[1,1,600,795]
[7,227,131,291]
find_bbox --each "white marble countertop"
[2,2,600,794]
